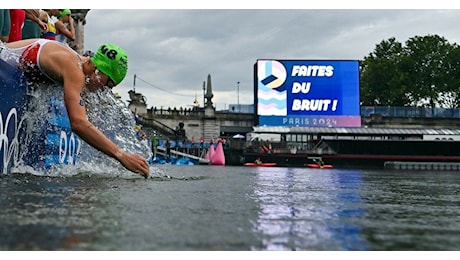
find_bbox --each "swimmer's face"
[86,69,114,92]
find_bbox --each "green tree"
[401,34,455,108]
[360,34,458,109]
[360,37,407,106]
[443,44,460,109]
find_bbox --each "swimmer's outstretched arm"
[62,71,150,178]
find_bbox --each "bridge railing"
[361,106,460,118]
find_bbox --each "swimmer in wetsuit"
[0,38,150,178]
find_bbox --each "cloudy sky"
[14,1,460,110]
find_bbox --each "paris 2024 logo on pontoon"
[0,108,21,174]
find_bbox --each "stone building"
[131,74,255,142]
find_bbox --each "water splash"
[0,41,20,67]
[11,83,155,178]
[78,87,155,178]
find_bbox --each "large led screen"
[255,60,361,127]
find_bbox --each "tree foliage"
[360,34,459,108]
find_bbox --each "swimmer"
[0,38,150,178]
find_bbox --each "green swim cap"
[59,9,71,19]
[90,44,128,85]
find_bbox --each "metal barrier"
[384,161,460,171]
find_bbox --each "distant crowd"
[0,9,77,50]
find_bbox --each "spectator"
[166,139,171,157]
[8,9,25,42]
[41,9,59,40]
[55,9,76,49]
[22,9,47,39]
[38,10,48,36]
[0,9,10,42]
[39,10,47,24]
[151,132,158,160]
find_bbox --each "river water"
[1,165,460,251]
[2,82,460,252]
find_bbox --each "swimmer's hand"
[115,149,150,179]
